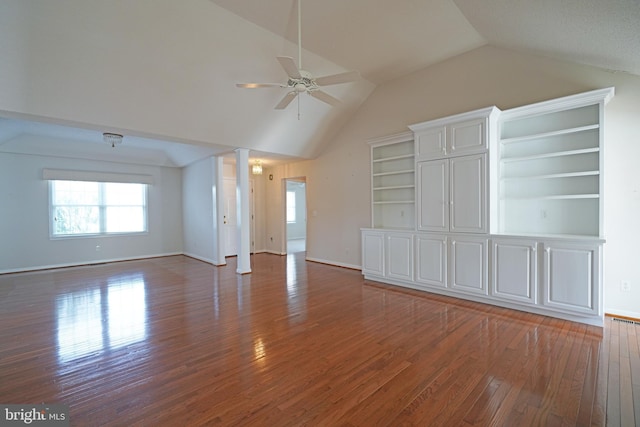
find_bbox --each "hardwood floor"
[0,253,637,426]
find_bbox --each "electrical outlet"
[621,281,631,292]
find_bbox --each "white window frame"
[49,180,149,239]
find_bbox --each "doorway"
[285,178,306,254]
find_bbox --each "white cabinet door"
[417,159,449,232]
[542,242,600,316]
[415,125,446,160]
[450,235,488,295]
[450,154,486,233]
[415,234,447,288]
[386,233,414,281]
[361,231,385,277]
[491,238,537,304]
[414,117,487,161]
[448,117,487,156]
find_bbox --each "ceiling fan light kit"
[236,0,359,113]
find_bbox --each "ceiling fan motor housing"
[288,70,318,93]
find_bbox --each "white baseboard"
[0,252,184,274]
[606,308,640,320]
[305,256,361,271]
[183,252,227,266]
[264,250,287,256]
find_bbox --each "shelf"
[373,200,415,205]
[372,154,414,163]
[500,124,599,145]
[501,171,599,181]
[372,169,414,177]
[501,147,598,163]
[373,185,415,191]
[501,194,599,201]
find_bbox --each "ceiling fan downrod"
[298,0,302,70]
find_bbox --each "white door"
[417,159,449,232]
[450,154,486,233]
[415,125,446,160]
[223,178,237,257]
[450,235,488,295]
[542,242,600,316]
[448,117,486,156]
[415,234,447,288]
[362,231,385,277]
[491,238,538,305]
[386,233,413,281]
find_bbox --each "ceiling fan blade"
[236,83,286,89]
[310,90,341,107]
[275,92,297,109]
[277,56,301,79]
[315,70,360,86]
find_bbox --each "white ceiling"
[1,0,639,167]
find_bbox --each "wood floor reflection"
[0,254,636,426]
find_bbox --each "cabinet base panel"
[363,274,604,327]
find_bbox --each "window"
[50,180,147,237]
[286,191,296,223]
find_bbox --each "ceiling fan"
[236,0,360,111]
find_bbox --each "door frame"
[283,177,307,254]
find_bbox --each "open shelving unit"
[495,89,614,237]
[369,132,415,229]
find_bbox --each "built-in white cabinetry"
[362,88,613,327]
[450,154,486,233]
[413,107,497,234]
[495,88,614,237]
[491,237,538,305]
[361,230,415,282]
[412,108,498,161]
[415,234,447,288]
[450,235,488,296]
[542,241,601,316]
[386,233,414,281]
[369,132,415,230]
[416,159,448,231]
[416,154,487,233]
[361,230,385,277]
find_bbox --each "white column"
[212,156,226,266]
[235,148,252,274]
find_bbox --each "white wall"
[0,152,183,273]
[265,46,640,317]
[182,157,215,263]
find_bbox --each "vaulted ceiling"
[0,0,638,167]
